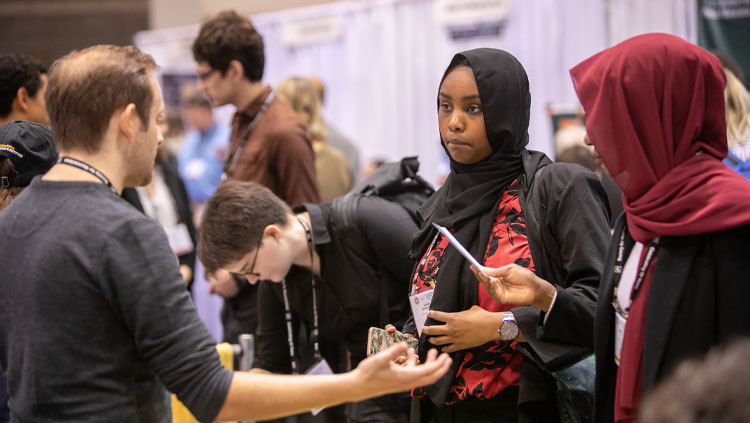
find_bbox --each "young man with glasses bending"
[198,181,421,423]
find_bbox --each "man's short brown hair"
[192,10,265,82]
[45,45,158,153]
[198,181,290,275]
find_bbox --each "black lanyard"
[611,228,660,317]
[57,156,117,195]
[221,90,275,181]
[281,214,321,374]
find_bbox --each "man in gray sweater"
[0,44,450,423]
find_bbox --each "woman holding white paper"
[401,48,611,422]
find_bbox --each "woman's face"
[438,66,493,165]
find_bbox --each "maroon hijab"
[570,33,750,243]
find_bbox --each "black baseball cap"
[0,120,57,187]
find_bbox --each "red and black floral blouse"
[411,179,535,404]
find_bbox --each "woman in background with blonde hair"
[276,77,351,202]
[723,67,750,179]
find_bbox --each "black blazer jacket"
[407,151,612,422]
[594,217,750,422]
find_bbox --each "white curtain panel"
[606,0,697,46]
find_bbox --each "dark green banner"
[698,0,750,87]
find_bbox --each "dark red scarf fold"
[570,33,750,244]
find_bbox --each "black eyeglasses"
[197,68,218,81]
[229,238,262,279]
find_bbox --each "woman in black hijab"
[401,48,611,422]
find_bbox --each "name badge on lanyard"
[614,312,626,365]
[409,290,434,336]
[305,358,334,415]
[610,230,659,366]
[165,223,194,255]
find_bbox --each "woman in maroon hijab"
[478,33,750,423]
[569,33,750,422]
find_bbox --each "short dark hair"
[45,45,158,153]
[198,181,290,275]
[642,338,750,423]
[0,53,47,118]
[192,10,265,82]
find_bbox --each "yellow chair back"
[171,342,234,423]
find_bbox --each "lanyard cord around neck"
[280,214,321,374]
[280,278,299,374]
[221,90,275,181]
[57,157,117,195]
[610,228,660,317]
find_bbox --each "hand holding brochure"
[431,223,487,276]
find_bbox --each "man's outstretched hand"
[349,343,451,400]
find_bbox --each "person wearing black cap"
[0,120,57,210]
[0,120,57,423]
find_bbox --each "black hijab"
[412,48,532,406]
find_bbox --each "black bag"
[332,156,435,227]
[331,156,434,327]
[553,354,596,423]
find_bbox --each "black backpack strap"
[331,193,390,327]
[331,193,359,230]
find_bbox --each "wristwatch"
[498,311,519,341]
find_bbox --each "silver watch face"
[500,320,519,340]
